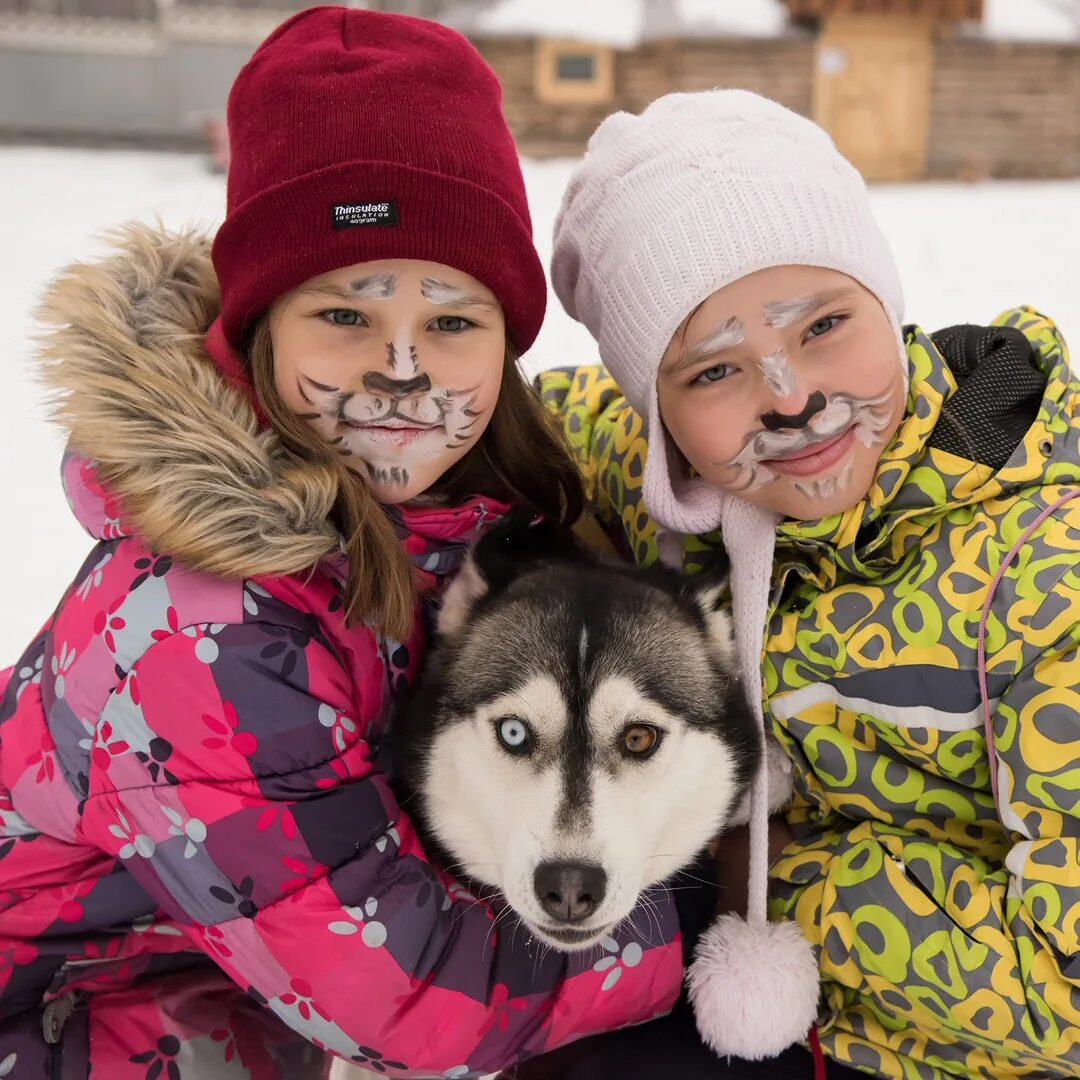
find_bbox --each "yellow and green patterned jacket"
[538,308,1080,1079]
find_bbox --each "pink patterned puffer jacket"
[0,227,688,1079]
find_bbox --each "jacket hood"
[37,224,342,579]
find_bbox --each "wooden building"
[466,0,1080,180]
[0,0,1077,180]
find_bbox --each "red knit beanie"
[211,5,545,353]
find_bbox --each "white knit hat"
[552,90,905,1060]
[553,88,904,535]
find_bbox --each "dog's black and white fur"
[394,514,760,952]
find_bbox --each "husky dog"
[394,514,759,952]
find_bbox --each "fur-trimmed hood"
[37,224,341,579]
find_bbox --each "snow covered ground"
[1,144,1078,661]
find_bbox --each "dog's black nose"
[534,861,606,924]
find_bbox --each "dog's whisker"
[482,902,516,955]
[483,907,516,959]
[632,896,660,947]
[635,899,657,946]
[665,867,719,889]
[448,893,491,928]
[646,896,664,944]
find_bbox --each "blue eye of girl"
[431,315,475,333]
[805,315,843,339]
[496,716,533,754]
[690,363,732,387]
[322,309,366,327]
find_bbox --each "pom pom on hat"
[686,742,819,1060]
[688,913,820,1060]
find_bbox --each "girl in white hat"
[531,89,1080,1080]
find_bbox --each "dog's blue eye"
[497,716,532,754]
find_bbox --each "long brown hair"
[246,317,583,638]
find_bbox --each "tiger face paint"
[657,265,907,520]
[269,260,505,504]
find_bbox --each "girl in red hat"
[0,9,705,1077]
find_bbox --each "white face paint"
[683,316,744,369]
[297,369,486,489]
[763,292,840,330]
[758,348,798,398]
[350,272,397,301]
[793,456,856,500]
[712,387,896,494]
[658,266,909,520]
[270,260,506,504]
[420,277,478,306]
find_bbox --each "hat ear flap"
[436,510,588,637]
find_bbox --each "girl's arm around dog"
[75,611,689,1077]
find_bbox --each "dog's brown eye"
[623,724,659,756]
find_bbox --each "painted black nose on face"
[761,390,827,432]
[362,371,432,399]
[534,861,607,923]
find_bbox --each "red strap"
[808,1024,827,1080]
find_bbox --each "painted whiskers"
[297,373,484,488]
[716,387,895,496]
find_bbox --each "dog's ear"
[435,556,489,637]
[683,555,737,671]
[436,510,588,637]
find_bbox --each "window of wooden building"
[535,38,614,105]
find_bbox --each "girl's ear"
[435,509,589,636]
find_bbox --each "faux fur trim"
[35,223,340,578]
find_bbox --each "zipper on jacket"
[42,990,77,1045]
[44,990,82,1080]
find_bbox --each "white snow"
[658,0,789,39]
[448,0,790,47]
[450,0,646,47]
[1,144,1078,660]
[971,0,1080,43]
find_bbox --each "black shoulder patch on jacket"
[926,324,1045,470]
